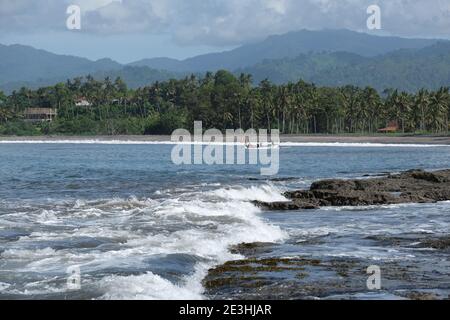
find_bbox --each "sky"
[0,0,449,63]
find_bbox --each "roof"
[378,120,399,132]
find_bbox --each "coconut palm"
[429,87,449,133]
[413,89,430,132]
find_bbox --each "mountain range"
[238,42,450,91]
[1,29,449,93]
[129,29,438,72]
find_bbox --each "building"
[23,108,57,122]
[378,121,399,133]
[75,97,92,107]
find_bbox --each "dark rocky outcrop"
[203,240,450,300]
[366,234,450,251]
[254,169,450,211]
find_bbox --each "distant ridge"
[238,41,450,92]
[0,44,122,86]
[0,29,448,93]
[129,29,440,72]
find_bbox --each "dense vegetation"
[0,71,449,136]
[239,42,450,92]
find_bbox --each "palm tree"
[340,86,360,133]
[259,79,275,131]
[277,85,293,134]
[0,107,13,123]
[388,90,412,133]
[362,87,381,133]
[429,87,449,133]
[413,89,430,132]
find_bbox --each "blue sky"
[0,0,449,64]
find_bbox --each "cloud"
[0,0,449,46]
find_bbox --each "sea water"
[0,142,449,299]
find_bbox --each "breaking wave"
[0,184,287,300]
[0,140,448,148]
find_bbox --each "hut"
[378,121,399,133]
[23,108,57,122]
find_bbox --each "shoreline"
[1,134,450,145]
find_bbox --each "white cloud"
[73,0,122,12]
[0,0,449,46]
[265,0,288,15]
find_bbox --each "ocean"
[0,142,449,299]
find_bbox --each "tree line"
[0,70,449,136]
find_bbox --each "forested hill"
[0,30,449,93]
[0,44,122,85]
[237,42,450,92]
[130,29,438,72]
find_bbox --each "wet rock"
[256,169,450,210]
[203,253,450,300]
[203,257,323,298]
[403,292,439,300]
[367,234,450,251]
[418,236,450,250]
[408,170,448,183]
[252,200,319,211]
[203,237,450,300]
[229,242,275,256]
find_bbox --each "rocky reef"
[253,169,450,211]
[201,169,450,300]
[203,238,450,300]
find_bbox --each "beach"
[1,134,449,145]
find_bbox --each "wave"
[210,184,288,202]
[0,184,287,300]
[282,142,450,148]
[1,139,448,148]
[95,185,287,300]
[99,269,206,300]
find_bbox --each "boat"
[244,142,279,150]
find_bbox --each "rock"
[418,236,450,250]
[256,169,450,211]
[404,292,439,300]
[407,170,448,183]
[252,200,319,210]
[202,254,438,300]
[366,234,450,251]
[229,242,275,256]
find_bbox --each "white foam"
[283,142,450,148]
[2,247,57,259]
[0,139,448,148]
[210,184,288,202]
[99,185,286,299]
[1,184,287,299]
[99,266,206,300]
[0,282,11,291]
